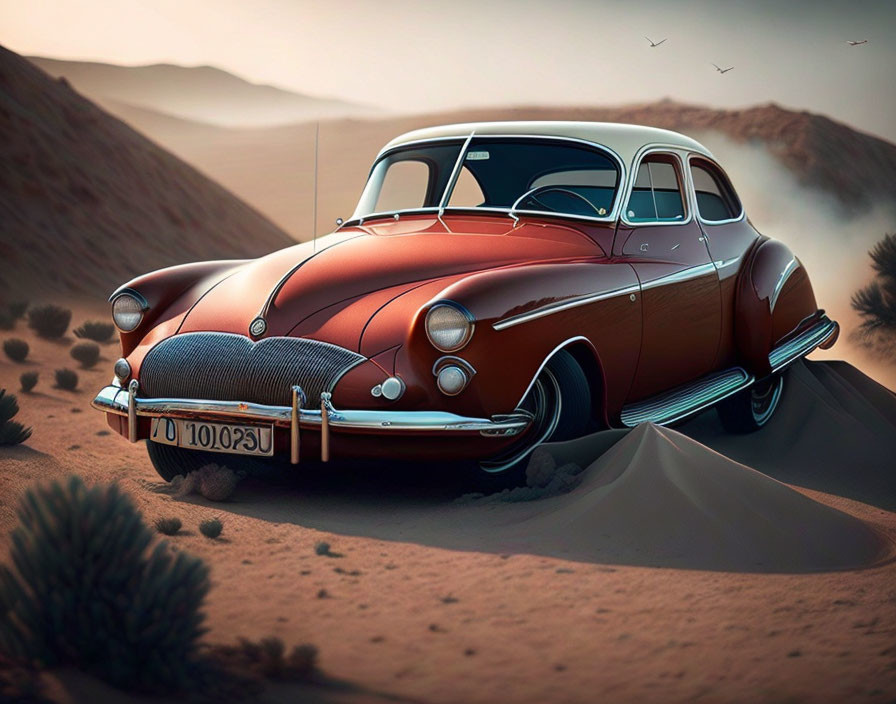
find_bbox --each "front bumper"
[91,381,532,463]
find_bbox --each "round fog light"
[437,365,469,396]
[114,357,131,382]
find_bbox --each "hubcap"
[751,375,783,426]
[479,369,562,473]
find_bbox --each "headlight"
[425,302,474,352]
[112,293,146,332]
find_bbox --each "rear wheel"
[472,349,592,491]
[716,373,785,433]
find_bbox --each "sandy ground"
[2,308,896,703]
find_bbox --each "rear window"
[690,159,742,222]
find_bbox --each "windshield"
[351,137,621,222]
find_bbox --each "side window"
[626,155,686,223]
[374,159,430,213]
[690,160,742,222]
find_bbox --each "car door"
[613,150,722,400]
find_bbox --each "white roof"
[381,121,714,166]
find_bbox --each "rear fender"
[735,239,818,376]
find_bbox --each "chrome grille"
[139,332,365,407]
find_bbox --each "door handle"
[640,243,649,252]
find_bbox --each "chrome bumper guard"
[91,382,532,464]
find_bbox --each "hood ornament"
[249,316,267,338]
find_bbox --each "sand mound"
[685,360,896,509]
[514,422,889,572]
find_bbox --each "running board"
[620,368,753,427]
[620,314,837,427]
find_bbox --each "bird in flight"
[645,36,667,48]
[712,63,734,74]
[846,39,869,46]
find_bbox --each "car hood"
[177,217,602,350]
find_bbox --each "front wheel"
[716,373,785,433]
[472,349,592,491]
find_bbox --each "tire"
[716,373,785,433]
[472,349,592,491]
[146,440,237,482]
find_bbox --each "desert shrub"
[3,339,28,363]
[19,372,38,393]
[27,305,71,339]
[155,517,182,535]
[0,390,31,446]
[199,518,223,539]
[54,369,78,391]
[170,464,240,502]
[7,302,28,320]
[853,233,896,334]
[69,342,100,368]
[73,321,115,343]
[0,476,210,692]
[0,310,13,331]
[314,541,342,558]
[207,638,317,681]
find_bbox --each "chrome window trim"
[619,146,693,228]
[686,153,746,225]
[438,131,476,216]
[492,283,639,331]
[349,134,627,226]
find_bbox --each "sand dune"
[0,45,293,297]
[28,57,370,128]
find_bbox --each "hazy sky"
[2,0,895,141]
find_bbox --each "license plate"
[150,417,274,457]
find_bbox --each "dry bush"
[7,302,28,320]
[54,369,78,391]
[3,339,28,363]
[0,310,13,331]
[70,342,100,368]
[27,305,71,339]
[73,320,115,343]
[19,372,38,393]
[199,518,223,539]
[0,390,31,446]
[170,464,240,502]
[314,541,343,558]
[155,517,182,535]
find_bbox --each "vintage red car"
[93,121,838,486]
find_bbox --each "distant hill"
[28,56,371,128]
[86,98,896,239]
[0,45,293,296]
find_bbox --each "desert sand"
[1,304,895,703]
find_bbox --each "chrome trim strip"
[127,379,139,442]
[290,386,304,464]
[620,367,753,427]
[713,256,741,271]
[769,257,798,313]
[769,316,837,372]
[640,262,717,291]
[320,392,332,461]
[91,386,532,436]
[492,284,639,331]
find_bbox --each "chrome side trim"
[769,257,798,313]
[640,262,717,291]
[492,284,639,331]
[713,256,741,271]
[769,315,838,372]
[91,386,532,437]
[621,367,753,427]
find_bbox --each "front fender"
[735,239,818,376]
